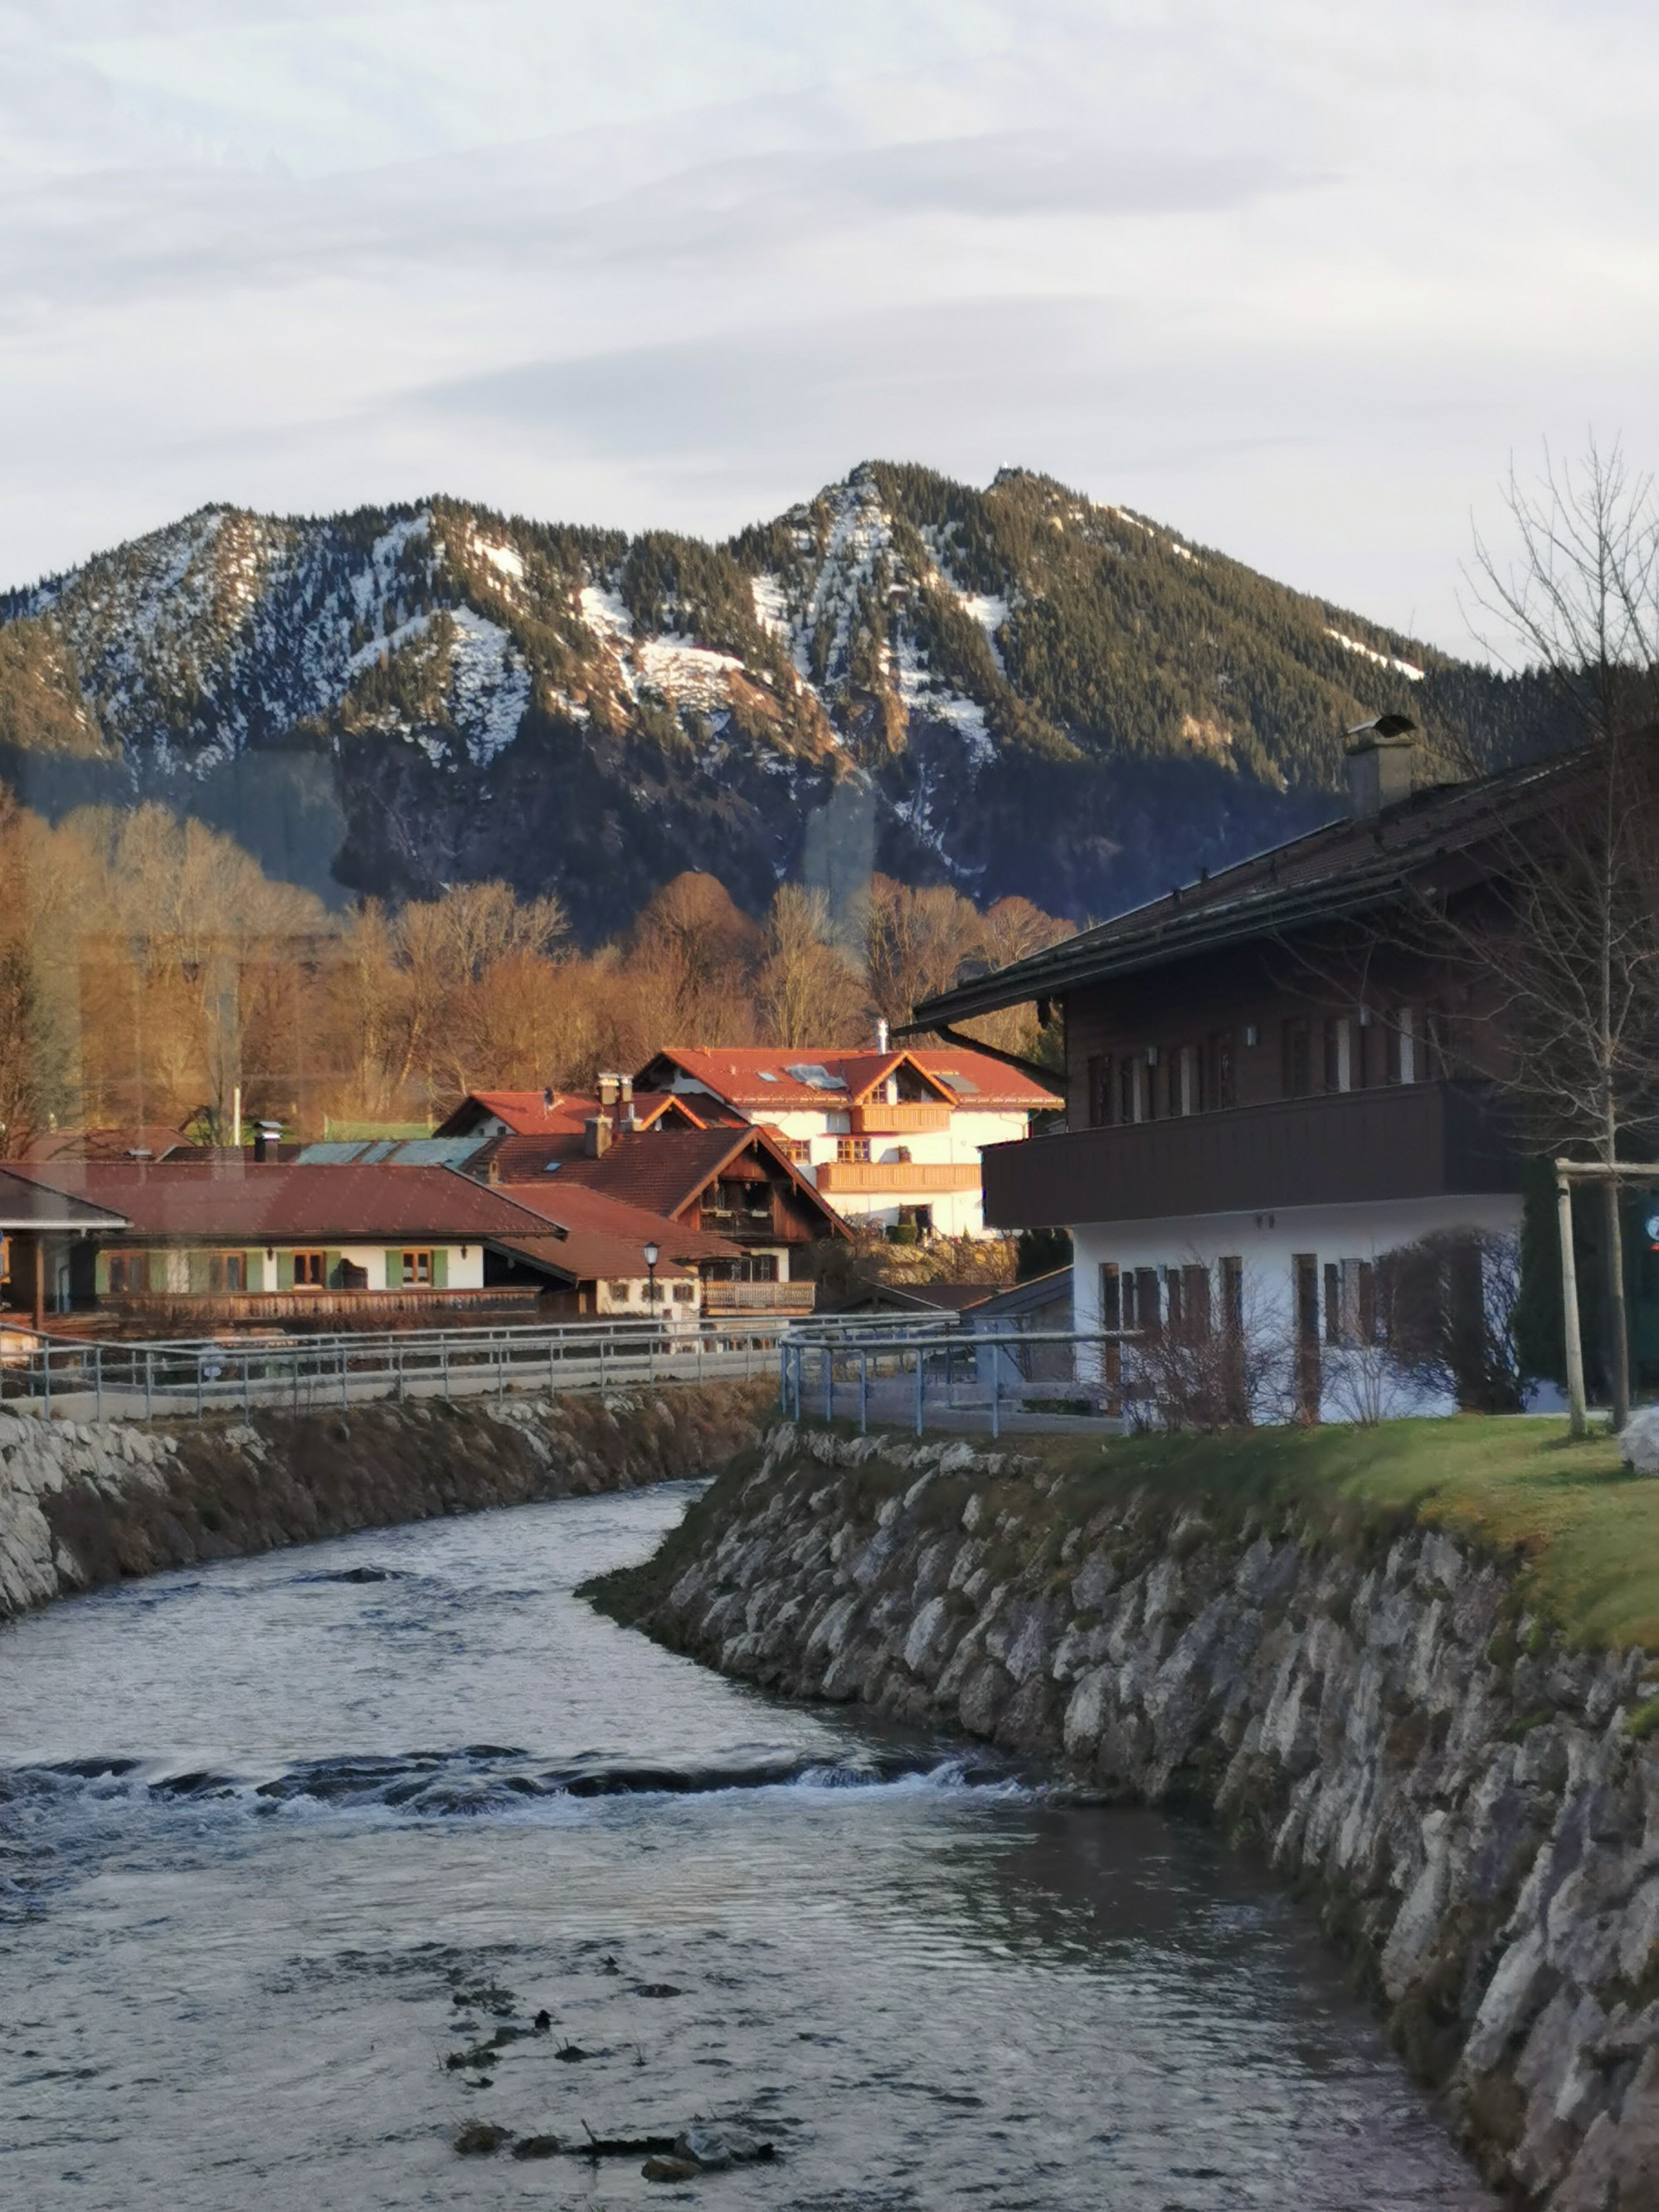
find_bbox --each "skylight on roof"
[934,1069,980,1095]
[757,1070,779,1082]
[784,1062,849,1091]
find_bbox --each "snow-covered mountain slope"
[0,465,1538,936]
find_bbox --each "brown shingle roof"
[911,745,1591,1024]
[0,1161,558,1244]
[0,1165,132,1232]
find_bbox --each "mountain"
[0,464,1545,937]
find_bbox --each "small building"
[632,1042,1061,1239]
[0,1159,575,1328]
[483,1182,746,1318]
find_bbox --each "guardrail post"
[823,1344,833,1423]
[94,1342,104,1422]
[145,1348,154,1422]
[991,1356,1000,1440]
[442,1336,450,1401]
[242,1349,251,1417]
[197,1351,205,1420]
[914,1344,923,1436]
[43,1341,51,1419]
[341,1343,348,1411]
[859,1350,868,1435]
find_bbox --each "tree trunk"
[1603,1179,1632,1430]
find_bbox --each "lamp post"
[644,1241,659,1380]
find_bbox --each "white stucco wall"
[1071,1193,1525,1421]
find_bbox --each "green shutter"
[326,1249,343,1289]
[187,1249,210,1295]
[431,1248,448,1289]
[148,1251,169,1294]
[95,1250,110,1294]
[276,1251,295,1292]
[385,1250,402,1289]
[246,1250,265,1294]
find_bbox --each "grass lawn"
[1019,1418,1657,1655]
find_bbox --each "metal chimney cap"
[1345,712,1418,748]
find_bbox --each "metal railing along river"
[0,1314,796,1423]
[777,1323,1139,1439]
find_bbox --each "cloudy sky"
[2,0,1654,649]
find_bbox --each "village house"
[631,1038,1060,1240]
[0,1159,587,1328]
[905,726,1583,1415]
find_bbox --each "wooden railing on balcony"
[981,1079,1519,1230]
[815,1162,980,1195]
[849,1102,951,1136]
[101,1284,545,1327]
[701,1280,816,1313]
[698,1206,778,1240]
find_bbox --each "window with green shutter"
[385,1250,403,1288]
[431,1249,448,1289]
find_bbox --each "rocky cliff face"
[0,1382,764,1622]
[0,465,1540,933]
[606,1422,1659,2210]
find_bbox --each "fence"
[776,1323,1137,1439]
[0,1314,794,1424]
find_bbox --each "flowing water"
[0,1482,1494,2210]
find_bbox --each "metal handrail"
[0,1313,792,1423]
[776,1326,1138,1440]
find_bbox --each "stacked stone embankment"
[0,1382,766,1622]
[606,1421,1659,2212]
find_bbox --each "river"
[0,1481,1494,2209]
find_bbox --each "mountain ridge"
[0,463,1545,938]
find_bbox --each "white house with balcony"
[633,1042,1060,1240]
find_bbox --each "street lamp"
[644,1242,660,1380]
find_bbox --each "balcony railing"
[698,1206,778,1239]
[98,1284,544,1327]
[815,1162,980,1195]
[849,1102,951,1136]
[982,1079,1520,1230]
[702,1280,816,1313]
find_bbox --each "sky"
[2,0,1655,653]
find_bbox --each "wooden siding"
[983,1079,1520,1230]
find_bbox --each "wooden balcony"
[981,1079,1520,1230]
[100,1284,545,1328]
[701,1280,816,1313]
[815,1162,981,1196]
[849,1102,951,1136]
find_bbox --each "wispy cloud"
[1,1,1655,644]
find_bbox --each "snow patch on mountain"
[635,635,743,711]
[1326,627,1425,682]
[446,609,530,765]
[957,590,1009,675]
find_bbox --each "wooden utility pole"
[1555,1167,1588,1440]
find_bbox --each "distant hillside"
[0,464,1550,935]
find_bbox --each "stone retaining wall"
[0,1382,766,1622]
[610,1421,1659,2212]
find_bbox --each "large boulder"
[1620,1406,1659,1474]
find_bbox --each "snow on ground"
[1326,627,1425,681]
[956,590,1009,674]
[445,607,531,765]
[635,634,743,710]
[892,628,995,769]
[751,573,792,642]
[480,540,524,583]
[347,611,431,675]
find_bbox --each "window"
[672,1279,694,1302]
[107,1250,148,1294]
[1135,1266,1161,1333]
[1282,1018,1313,1098]
[1210,1032,1236,1111]
[783,1138,812,1163]
[1175,1043,1201,1116]
[1086,1053,1113,1127]
[401,1250,432,1285]
[1323,1017,1352,1094]
[1118,1057,1139,1125]
[208,1251,246,1294]
[836,1137,871,1163]
[606,1280,633,1302]
[1325,1258,1376,1346]
[293,1250,326,1287]
[1165,1265,1185,1329]
[1219,1256,1243,1337]
[1292,1255,1321,1421]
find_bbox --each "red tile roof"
[436,1090,601,1137]
[0,1161,559,1244]
[490,1180,741,1285]
[637,1045,1059,1112]
[0,1165,132,1231]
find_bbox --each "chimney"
[876,1016,890,1053]
[542,1086,555,1113]
[597,1073,620,1113]
[620,1074,636,1131]
[1345,715,1418,818]
[585,1115,612,1159]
